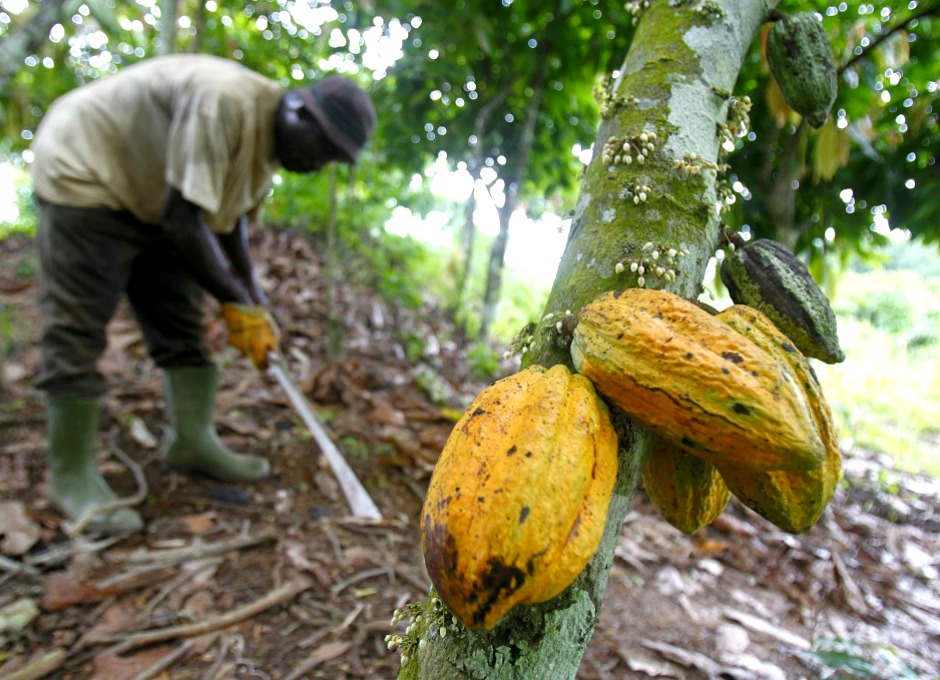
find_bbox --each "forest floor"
[1,230,939,680]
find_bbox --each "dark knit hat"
[296,75,376,163]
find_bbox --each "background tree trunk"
[156,0,179,55]
[189,0,207,53]
[451,177,480,345]
[401,2,778,677]
[453,86,512,339]
[761,123,805,251]
[478,58,549,343]
[0,0,68,94]
[325,164,344,362]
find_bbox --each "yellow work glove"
[220,303,280,370]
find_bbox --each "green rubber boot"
[163,366,270,482]
[46,397,144,534]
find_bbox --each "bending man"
[30,54,376,533]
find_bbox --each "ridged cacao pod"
[421,364,618,631]
[721,237,844,364]
[766,12,837,128]
[716,306,841,534]
[642,437,730,535]
[571,289,824,472]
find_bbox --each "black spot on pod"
[471,558,527,627]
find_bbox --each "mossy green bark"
[401,2,779,678]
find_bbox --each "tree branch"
[839,3,940,75]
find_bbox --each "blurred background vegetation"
[1,0,938,475]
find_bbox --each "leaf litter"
[0,231,938,678]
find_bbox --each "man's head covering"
[295,75,377,163]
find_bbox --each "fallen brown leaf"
[92,644,178,680]
[41,572,108,611]
[178,512,218,535]
[366,394,407,426]
[83,601,140,641]
[0,500,40,555]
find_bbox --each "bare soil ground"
[1,231,938,679]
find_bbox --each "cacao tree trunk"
[400,2,778,678]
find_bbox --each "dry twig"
[320,522,345,563]
[89,576,313,650]
[117,529,277,567]
[330,565,393,597]
[282,640,352,680]
[142,558,222,621]
[297,625,334,651]
[1,648,66,680]
[25,536,122,568]
[201,634,235,680]
[0,554,40,577]
[326,516,408,532]
[202,632,271,680]
[127,640,196,680]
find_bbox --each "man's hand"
[220,303,280,369]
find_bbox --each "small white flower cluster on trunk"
[615,241,690,288]
[602,130,657,168]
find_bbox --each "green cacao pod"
[642,437,730,535]
[721,237,844,363]
[571,289,825,472]
[716,306,841,534]
[766,11,837,128]
[421,364,618,631]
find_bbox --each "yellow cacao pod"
[715,306,841,533]
[642,437,730,535]
[571,289,824,472]
[421,364,618,631]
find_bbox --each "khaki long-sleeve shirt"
[30,54,283,234]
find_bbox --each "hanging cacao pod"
[720,236,844,364]
[716,305,841,534]
[642,436,730,535]
[766,11,838,128]
[421,364,618,631]
[571,289,824,472]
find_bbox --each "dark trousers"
[37,201,211,398]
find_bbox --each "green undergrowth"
[817,267,940,477]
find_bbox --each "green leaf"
[813,119,850,182]
[86,0,122,36]
[806,650,877,676]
